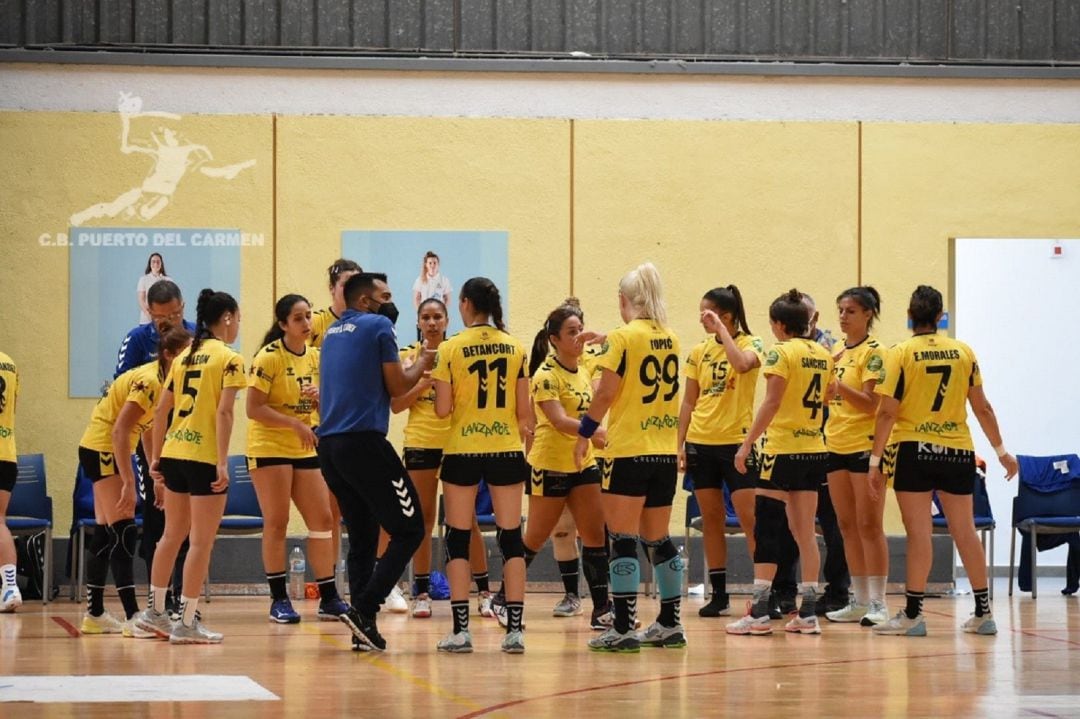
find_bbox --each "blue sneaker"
[269,598,301,624]
[318,597,350,622]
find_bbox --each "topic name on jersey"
[650,338,674,350]
[184,353,211,367]
[914,420,961,435]
[0,363,15,373]
[325,324,356,335]
[461,421,512,437]
[801,357,829,369]
[462,343,517,358]
[915,349,961,361]
[639,414,678,431]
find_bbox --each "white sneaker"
[0,585,22,613]
[826,600,868,623]
[726,612,773,636]
[860,599,889,627]
[412,593,432,618]
[81,611,124,635]
[384,585,408,614]
[784,614,822,634]
[478,591,495,618]
[961,612,998,635]
[169,618,224,644]
[122,619,157,639]
[872,610,927,637]
[437,630,474,653]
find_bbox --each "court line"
[298,623,480,711]
[51,617,81,638]
[454,646,1068,719]
[1014,629,1080,648]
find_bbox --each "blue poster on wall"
[69,227,241,397]
[341,230,509,339]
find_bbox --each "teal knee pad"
[609,557,640,596]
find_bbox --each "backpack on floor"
[14,531,50,600]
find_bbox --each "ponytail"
[908,285,942,329]
[703,284,751,335]
[529,298,585,377]
[618,262,667,326]
[460,277,507,333]
[191,288,238,355]
[529,328,550,378]
[261,293,309,349]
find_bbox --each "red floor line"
[1015,629,1080,648]
[454,646,1064,719]
[51,617,81,638]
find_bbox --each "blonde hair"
[619,262,667,326]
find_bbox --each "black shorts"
[892,441,976,495]
[78,446,120,481]
[440,452,527,488]
[246,456,321,471]
[758,452,828,492]
[404,447,443,472]
[527,465,601,498]
[0,460,15,492]
[683,443,756,493]
[826,450,871,474]
[599,455,677,508]
[160,457,225,496]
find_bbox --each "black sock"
[267,572,288,601]
[415,573,431,596]
[506,601,524,633]
[109,519,139,619]
[317,575,339,603]
[558,559,579,596]
[659,597,680,627]
[709,568,727,599]
[904,590,925,620]
[86,585,105,617]
[974,588,990,617]
[581,545,609,609]
[472,572,489,594]
[117,587,139,620]
[614,596,636,634]
[451,600,470,634]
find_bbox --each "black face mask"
[375,301,400,325]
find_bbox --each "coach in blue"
[318,272,430,652]
[114,279,196,615]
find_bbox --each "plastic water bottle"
[289,546,306,600]
[334,558,347,599]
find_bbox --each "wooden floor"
[2,583,1078,718]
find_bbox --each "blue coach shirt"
[114,319,198,378]
[317,309,400,437]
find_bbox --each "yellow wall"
[3,112,1079,539]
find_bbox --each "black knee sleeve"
[523,544,538,567]
[582,545,609,588]
[112,519,138,559]
[642,536,678,565]
[88,524,113,558]
[444,526,471,563]
[754,496,787,565]
[497,526,525,561]
[610,533,638,560]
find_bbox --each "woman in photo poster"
[137,253,169,324]
[412,252,452,310]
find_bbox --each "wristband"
[993,444,1007,458]
[578,414,600,439]
[868,454,881,469]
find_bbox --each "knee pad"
[642,536,679,566]
[523,544,538,566]
[754,496,787,565]
[444,526,471,563]
[112,519,138,559]
[610,532,638,560]
[645,536,683,600]
[496,526,525,561]
[88,524,112,559]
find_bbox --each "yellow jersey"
[162,338,246,464]
[0,352,17,463]
[826,336,886,454]
[80,361,162,454]
[400,342,450,449]
[431,325,527,455]
[875,333,982,450]
[761,338,833,454]
[685,333,765,446]
[528,357,595,472]
[246,340,319,459]
[592,319,681,458]
[308,307,340,348]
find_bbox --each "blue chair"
[68,458,144,601]
[6,454,54,604]
[1009,470,1080,599]
[205,455,264,601]
[931,468,996,598]
[684,484,745,595]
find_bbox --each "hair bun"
[562,297,581,309]
[786,288,802,303]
